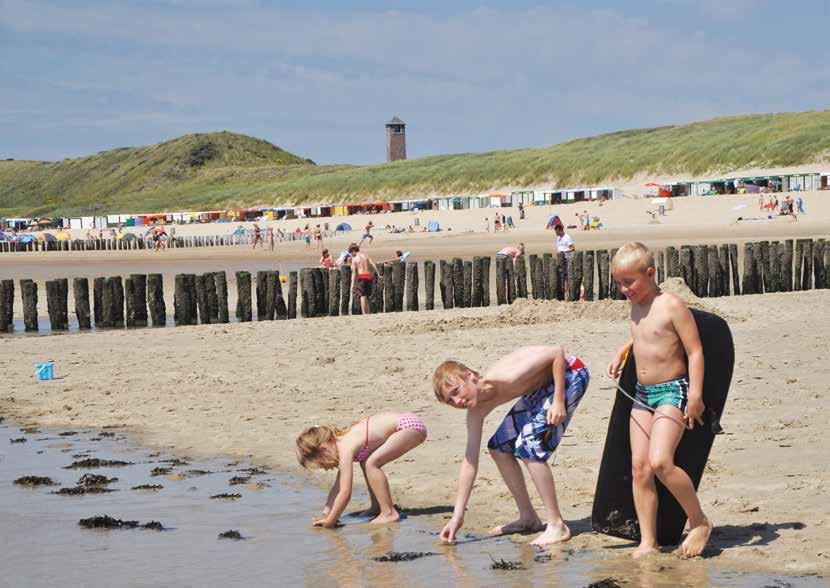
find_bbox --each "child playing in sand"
[296,412,427,527]
[606,242,710,559]
[433,346,589,546]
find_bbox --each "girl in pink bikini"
[296,412,427,527]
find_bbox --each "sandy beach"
[1,192,829,580]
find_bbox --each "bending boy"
[433,346,589,546]
[607,242,710,558]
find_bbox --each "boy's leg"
[363,428,426,524]
[523,459,571,545]
[649,406,712,557]
[358,463,381,516]
[487,449,543,535]
[360,294,369,315]
[630,408,659,557]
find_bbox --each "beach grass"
[3,110,830,217]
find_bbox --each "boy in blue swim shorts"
[607,242,711,559]
[432,346,589,547]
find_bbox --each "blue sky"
[2,0,829,164]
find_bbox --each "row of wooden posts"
[1,238,828,334]
[0,229,339,254]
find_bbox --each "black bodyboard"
[590,309,734,546]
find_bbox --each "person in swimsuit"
[296,412,428,527]
[348,243,379,315]
[432,345,589,547]
[607,242,709,559]
[359,221,375,246]
[251,224,263,249]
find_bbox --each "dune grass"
[3,110,830,217]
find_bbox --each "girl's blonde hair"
[295,425,347,469]
[432,360,477,402]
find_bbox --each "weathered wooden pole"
[57,278,69,330]
[495,256,506,305]
[528,254,539,299]
[598,250,610,300]
[101,277,115,327]
[505,257,516,304]
[728,243,740,295]
[718,245,730,296]
[148,273,167,326]
[124,277,136,327]
[256,271,268,320]
[541,254,551,300]
[328,268,340,316]
[793,240,804,292]
[759,241,773,294]
[129,274,148,327]
[472,257,483,307]
[482,256,491,307]
[570,252,584,301]
[802,239,814,290]
[814,239,826,290]
[21,279,38,332]
[514,255,527,299]
[111,277,125,327]
[452,258,465,308]
[235,271,252,322]
[782,239,793,291]
[371,268,385,314]
[439,260,454,309]
[300,269,313,318]
[72,278,91,330]
[392,261,405,312]
[263,271,276,320]
[556,252,567,300]
[406,262,419,311]
[680,246,694,292]
[382,263,394,312]
[462,261,473,308]
[741,243,755,295]
[666,246,677,277]
[707,245,720,297]
[692,245,706,297]
[338,266,349,316]
[194,274,211,324]
[544,254,555,301]
[751,242,764,294]
[584,250,595,300]
[657,250,665,284]
[825,242,830,289]
[93,277,105,326]
[273,271,288,320]
[205,272,219,322]
[424,260,436,311]
[46,280,62,331]
[769,242,781,293]
[0,280,15,332]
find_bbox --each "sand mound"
[658,277,701,305]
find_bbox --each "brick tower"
[385,116,406,162]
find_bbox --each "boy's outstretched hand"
[440,517,463,544]
[685,397,706,429]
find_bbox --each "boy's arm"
[314,450,354,528]
[671,300,705,427]
[441,409,485,543]
[607,338,634,378]
[547,347,568,426]
[321,470,341,516]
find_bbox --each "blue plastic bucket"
[35,361,54,381]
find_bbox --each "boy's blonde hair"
[611,242,654,273]
[432,360,477,402]
[295,425,346,469]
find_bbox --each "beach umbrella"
[56,231,71,241]
[18,234,36,244]
[38,218,52,225]
[28,219,39,226]
[38,232,56,242]
[120,232,137,241]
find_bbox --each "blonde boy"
[607,242,711,558]
[433,346,589,546]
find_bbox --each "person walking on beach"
[313,224,324,250]
[607,242,711,559]
[303,225,312,250]
[359,221,375,247]
[349,243,379,315]
[267,227,275,252]
[494,214,502,232]
[296,411,427,527]
[432,346,590,546]
[496,243,525,267]
[252,224,263,249]
[797,196,805,215]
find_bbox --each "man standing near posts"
[349,243,380,315]
[554,225,575,297]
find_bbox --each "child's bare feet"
[370,509,400,525]
[632,543,659,559]
[530,521,571,546]
[489,518,544,536]
[680,517,712,558]
[356,506,380,518]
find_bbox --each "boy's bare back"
[477,346,563,411]
[630,291,695,387]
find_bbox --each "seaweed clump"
[586,580,624,588]
[218,530,243,540]
[78,515,163,530]
[489,556,524,571]
[210,493,241,500]
[64,458,132,469]
[228,476,251,486]
[14,476,57,487]
[132,484,163,491]
[372,551,436,562]
[150,467,172,476]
